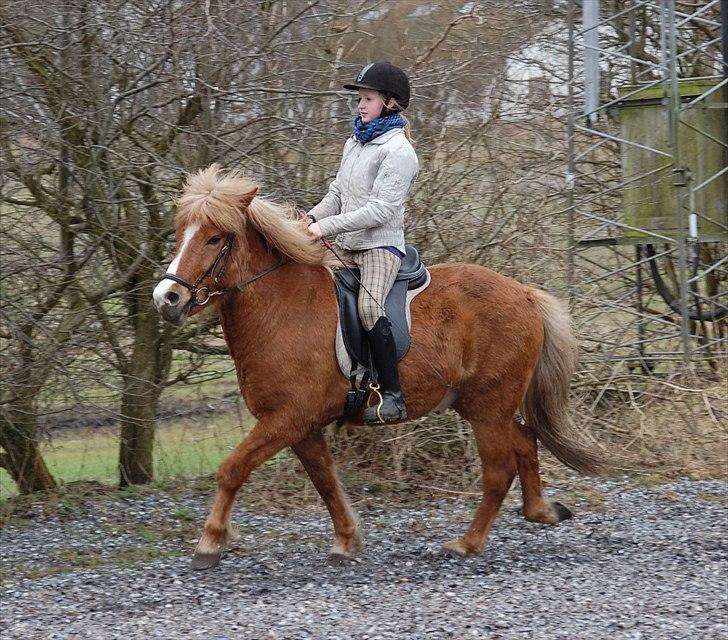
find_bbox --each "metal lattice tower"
[566,0,727,373]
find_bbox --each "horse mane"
[175,164,340,268]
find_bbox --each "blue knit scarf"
[352,113,406,144]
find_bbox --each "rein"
[161,235,286,307]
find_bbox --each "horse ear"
[240,187,258,209]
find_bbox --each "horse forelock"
[174,164,338,269]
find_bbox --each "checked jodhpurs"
[338,248,401,331]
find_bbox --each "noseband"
[161,235,286,307]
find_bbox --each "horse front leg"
[292,429,362,564]
[192,417,295,570]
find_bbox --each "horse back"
[405,261,545,386]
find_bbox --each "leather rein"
[160,235,286,307]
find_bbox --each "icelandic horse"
[152,165,602,570]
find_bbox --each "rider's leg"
[352,248,406,423]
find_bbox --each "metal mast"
[566,0,727,373]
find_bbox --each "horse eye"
[207,235,222,246]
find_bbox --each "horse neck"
[217,227,319,360]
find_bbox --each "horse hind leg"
[443,411,518,557]
[512,419,573,524]
[291,429,363,564]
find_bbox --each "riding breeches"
[336,247,401,331]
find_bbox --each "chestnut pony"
[153,165,602,570]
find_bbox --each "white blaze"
[152,223,200,308]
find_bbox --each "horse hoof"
[328,552,358,566]
[523,501,574,525]
[552,501,573,522]
[441,539,476,558]
[191,551,222,571]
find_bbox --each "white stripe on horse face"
[152,223,200,308]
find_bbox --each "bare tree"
[0,0,570,492]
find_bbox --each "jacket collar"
[352,128,403,146]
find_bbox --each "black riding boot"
[363,316,407,424]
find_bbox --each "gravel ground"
[1,477,726,639]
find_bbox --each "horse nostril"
[166,291,180,306]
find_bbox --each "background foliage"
[1,0,725,498]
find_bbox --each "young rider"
[305,62,419,424]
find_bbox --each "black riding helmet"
[343,62,411,110]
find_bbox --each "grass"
[0,544,186,583]
[0,411,253,501]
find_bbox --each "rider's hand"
[306,222,322,238]
[297,210,316,222]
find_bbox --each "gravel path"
[1,477,726,639]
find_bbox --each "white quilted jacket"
[309,128,419,253]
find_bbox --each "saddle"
[333,245,431,424]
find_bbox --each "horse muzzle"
[152,283,191,325]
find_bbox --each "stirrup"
[363,385,406,424]
[365,383,385,424]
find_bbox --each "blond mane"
[175,164,339,268]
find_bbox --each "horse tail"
[521,289,605,475]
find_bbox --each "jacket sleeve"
[317,144,418,237]
[308,140,351,222]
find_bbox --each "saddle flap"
[333,246,431,372]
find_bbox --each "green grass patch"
[0,546,185,583]
[172,508,196,522]
[0,412,252,501]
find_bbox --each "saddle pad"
[335,270,431,378]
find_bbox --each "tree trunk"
[118,379,159,486]
[0,400,56,494]
[118,278,171,487]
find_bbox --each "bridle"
[160,235,286,307]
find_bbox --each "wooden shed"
[617,77,727,242]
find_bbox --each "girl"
[306,61,419,424]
